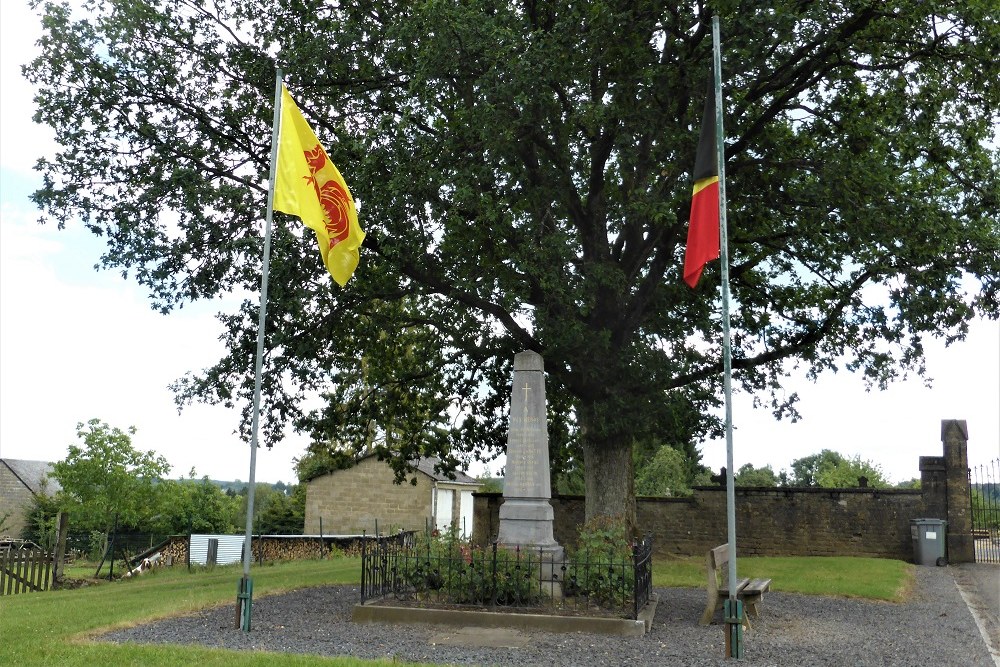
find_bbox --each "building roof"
[1,459,61,495]
[322,453,480,486]
[413,457,480,485]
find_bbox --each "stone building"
[304,455,481,538]
[0,459,60,538]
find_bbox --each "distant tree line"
[550,444,912,499]
[732,449,908,490]
[23,419,307,554]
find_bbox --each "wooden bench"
[699,544,771,626]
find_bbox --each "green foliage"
[151,473,242,534]
[212,479,249,496]
[50,420,171,536]
[20,490,61,547]
[735,463,780,487]
[395,519,642,609]
[630,399,715,481]
[32,425,252,548]
[293,444,357,483]
[232,483,306,535]
[256,484,307,535]
[554,455,586,495]
[635,445,693,496]
[26,1,1000,525]
[971,488,1000,530]
[691,467,714,487]
[816,457,890,489]
[788,450,845,486]
[476,475,504,494]
[566,516,635,605]
[402,527,540,605]
[554,473,585,496]
[787,449,889,488]
[895,478,921,489]
[86,530,108,561]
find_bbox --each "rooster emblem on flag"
[273,84,365,286]
[303,144,352,248]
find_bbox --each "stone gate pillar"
[919,455,947,518]
[942,419,975,563]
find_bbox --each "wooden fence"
[0,546,52,595]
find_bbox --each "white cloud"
[0,206,306,483]
[700,318,1000,483]
[0,2,58,177]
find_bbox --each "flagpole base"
[724,598,744,659]
[237,575,254,632]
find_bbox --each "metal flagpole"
[712,16,743,658]
[237,66,284,633]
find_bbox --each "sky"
[1,3,997,488]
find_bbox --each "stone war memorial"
[355,350,656,636]
[496,350,564,566]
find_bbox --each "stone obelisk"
[497,351,563,566]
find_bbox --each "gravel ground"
[102,566,993,666]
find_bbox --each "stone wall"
[304,456,432,535]
[473,419,975,562]
[475,487,924,559]
[0,466,34,538]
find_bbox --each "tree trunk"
[52,512,69,588]
[581,426,637,534]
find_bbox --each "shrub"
[400,526,540,606]
[565,516,636,606]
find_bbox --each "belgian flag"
[683,77,721,288]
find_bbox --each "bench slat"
[718,577,750,597]
[743,578,771,595]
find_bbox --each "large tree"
[27,1,1000,526]
[50,419,171,538]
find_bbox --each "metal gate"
[970,458,999,564]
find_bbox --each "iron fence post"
[633,540,639,620]
[360,530,367,602]
[490,540,498,607]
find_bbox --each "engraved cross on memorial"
[497,351,564,568]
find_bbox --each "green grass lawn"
[1,555,914,666]
[652,554,914,602]
[0,558,410,667]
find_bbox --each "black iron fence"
[970,458,999,564]
[361,533,654,620]
[632,534,653,619]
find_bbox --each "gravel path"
[103,566,993,666]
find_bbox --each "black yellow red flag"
[683,77,721,288]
